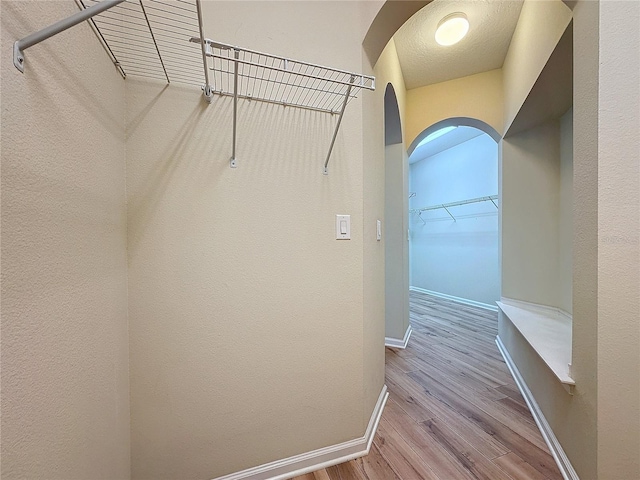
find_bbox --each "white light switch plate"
[336,214,350,240]
[376,220,381,241]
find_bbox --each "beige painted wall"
[126,2,384,477]
[375,39,410,344]
[405,69,503,147]
[502,0,572,131]
[0,2,130,479]
[360,0,388,430]
[596,1,640,477]
[501,0,640,477]
[570,1,599,477]
[558,108,573,314]
[361,31,407,423]
[498,314,596,478]
[384,143,410,341]
[501,120,563,308]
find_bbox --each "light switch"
[336,214,350,240]
[376,220,381,241]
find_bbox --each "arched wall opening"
[383,84,410,346]
[408,121,500,308]
[364,2,607,479]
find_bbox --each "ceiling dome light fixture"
[435,13,470,46]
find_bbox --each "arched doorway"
[384,84,411,348]
[408,121,500,309]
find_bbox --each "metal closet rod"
[411,195,499,223]
[13,0,126,72]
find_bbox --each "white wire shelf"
[194,38,375,115]
[13,0,376,174]
[410,195,498,223]
[79,0,206,85]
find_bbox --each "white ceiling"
[394,0,524,90]
[408,126,484,164]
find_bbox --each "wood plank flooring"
[293,291,562,480]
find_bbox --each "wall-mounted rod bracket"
[194,0,213,103]
[323,75,356,175]
[13,0,125,73]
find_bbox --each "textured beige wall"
[502,0,572,131]
[384,144,410,341]
[126,2,380,478]
[405,69,503,147]
[501,120,562,308]
[570,1,599,477]
[360,0,387,431]
[501,1,640,478]
[376,39,410,344]
[498,315,597,478]
[596,1,640,477]
[0,1,130,479]
[361,28,404,425]
[558,108,573,314]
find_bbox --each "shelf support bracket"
[230,48,240,168]
[323,75,355,175]
[13,0,125,73]
[442,205,456,221]
[195,0,213,104]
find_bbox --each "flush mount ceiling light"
[435,13,469,46]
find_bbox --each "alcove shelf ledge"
[497,298,575,394]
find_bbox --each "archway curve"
[384,83,403,145]
[363,0,574,66]
[407,117,501,157]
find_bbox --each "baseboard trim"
[211,385,389,480]
[385,325,413,349]
[495,336,579,480]
[409,286,498,312]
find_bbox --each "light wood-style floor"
[294,290,562,480]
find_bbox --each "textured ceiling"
[394,0,524,90]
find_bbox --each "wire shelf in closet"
[194,39,375,115]
[13,0,376,174]
[79,0,205,85]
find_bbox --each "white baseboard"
[211,385,389,480]
[409,286,498,313]
[495,336,579,480]
[385,325,413,349]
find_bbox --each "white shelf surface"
[497,298,575,387]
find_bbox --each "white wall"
[1,2,130,479]
[409,133,499,306]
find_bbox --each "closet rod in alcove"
[410,195,498,222]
